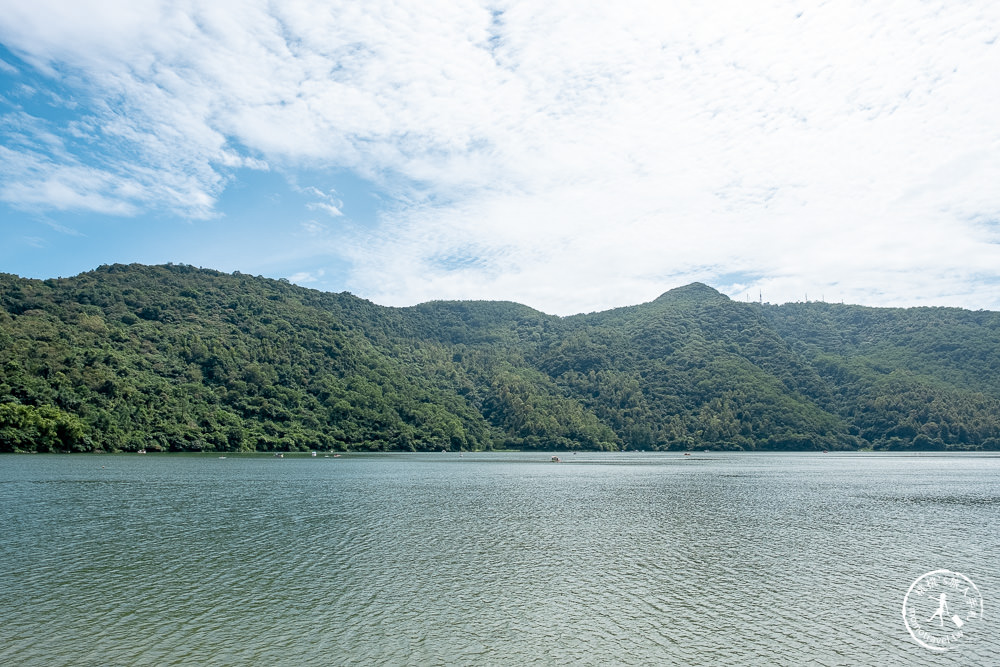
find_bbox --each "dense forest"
[3,263,1000,453]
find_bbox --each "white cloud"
[40,219,85,237]
[0,146,139,216]
[299,220,328,236]
[299,187,345,217]
[1,0,999,312]
[306,202,343,217]
[288,269,324,284]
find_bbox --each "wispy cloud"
[288,269,324,284]
[0,146,139,216]
[306,202,343,217]
[1,1,999,312]
[300,187,345,217]
[40,218,84,237]
[299,220,328,236]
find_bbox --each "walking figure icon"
[925,592,965,629]
[927,593,949,627]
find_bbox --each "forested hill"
[3,263,1000,453]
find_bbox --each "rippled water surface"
[1,452,998,665]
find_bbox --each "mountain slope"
[2,264,999,452]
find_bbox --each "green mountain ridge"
[3,263,999,453]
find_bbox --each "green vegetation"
[2,264,999,452]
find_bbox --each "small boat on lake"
[551,456,561,463]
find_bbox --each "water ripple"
[1,453,998,665]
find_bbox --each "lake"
[1,451,997,665]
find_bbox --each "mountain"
[2,264,999,453]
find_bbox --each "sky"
[1,1,999,316]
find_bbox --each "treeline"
[2,264,999,452]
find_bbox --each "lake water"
[1,451,997,665]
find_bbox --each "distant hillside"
[2,264,999,453]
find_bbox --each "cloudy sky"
[1,1,999,315]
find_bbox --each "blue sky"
[2,1,1000,315]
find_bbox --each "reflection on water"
[1,452,997,665]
